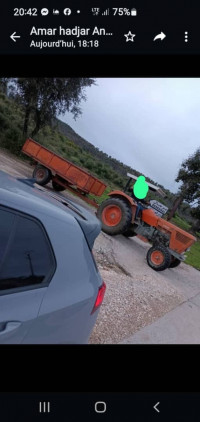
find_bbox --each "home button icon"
[95,401,107,413]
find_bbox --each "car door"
[0,206,56,343]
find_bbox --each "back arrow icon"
[153,32,166,41]
[10,32,21,42]
[153,402,160,413]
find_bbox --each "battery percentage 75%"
[112,8,137,16]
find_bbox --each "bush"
[115,176,125,188]
[61,145,66,153]
[85,159,94,170]
[59,134,66,143]
[3,127,24,154]
[0,103,5,113]
[96,162,103,169]
[101,167,110,179]
[79,156,85,165]
[0,112,10,129]
[42,126,51,137]
[192,221,200,233]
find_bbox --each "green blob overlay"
[133,175,149,199]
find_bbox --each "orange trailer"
[22,138,107,208]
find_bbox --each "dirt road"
[1,148,200,344]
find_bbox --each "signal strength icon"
[102,8,109,15]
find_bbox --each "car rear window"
[0,207,56,292]
[0,209,15,264]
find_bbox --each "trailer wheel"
[52,181,66,191]
[146,244,171,271]
[169,257,181,268]
[97,197,132,235]
[33,165,52,186]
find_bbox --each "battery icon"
[131,8,137,16]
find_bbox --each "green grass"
[171,215,192,231]
[166,214,200,271]
[185,240,200,271]
[88,186,111,206]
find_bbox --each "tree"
[12,78,96,137]
[176,148,200,201]
[167,148,200,221]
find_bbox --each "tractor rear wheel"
[33,165,52,186]
[97,197,132,235]
[146,244,171,271]
[169,257,181,268]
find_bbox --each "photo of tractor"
[22,138,197,273]
[97,173,197,271]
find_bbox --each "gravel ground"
[1,148,200,344]
[89,268,184,344]
[89,233,187,344]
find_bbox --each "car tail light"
[91,282,106,314]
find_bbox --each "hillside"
[54,118,160,185]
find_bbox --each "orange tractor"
[97,173,196,271]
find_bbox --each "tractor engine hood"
[142,208,196,253]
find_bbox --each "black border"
[1,344,199,391]
[1,54,200,77]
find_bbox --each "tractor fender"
[108,190,137,222]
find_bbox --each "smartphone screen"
[0,0,199,411]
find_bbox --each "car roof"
[0,170,101,248]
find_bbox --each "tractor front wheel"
[146,244,171,271]
[97,197,132,235]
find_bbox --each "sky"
[60,78,200,193]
